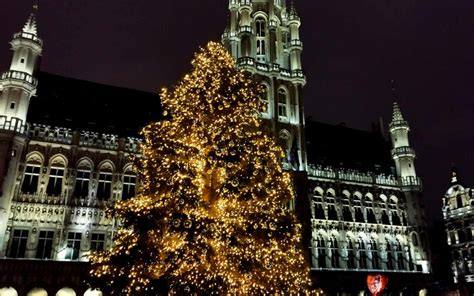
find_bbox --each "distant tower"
[222,0,306,171]
[0,5,42,256]
[389,101,417,183]
[389,101,431,273]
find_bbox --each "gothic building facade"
[442,170,474,293]
[0,1,431,295]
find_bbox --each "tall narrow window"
[396,242,405,270]
[36,231,54,259]
[330,237,340,268]
[21,165,40,194]
[122,172,136,200]
[261,85,269,115]
[97,171,112,200]
[65,232,82,260]
[255,18,266,62]
[371,239,380,269]
[386,241,394,270]
[90,233,105,251]
[313,197,325,219]
[46,167,64,196]
[347,240,356,269]
[278,89,288,119]
[358,239,367,269]
[316,237,326,268]
[74,170,91,198]
[8,229,29,258]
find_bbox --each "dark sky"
[0,0,472,223]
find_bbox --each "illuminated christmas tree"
[89,42,312,295]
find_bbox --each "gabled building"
[442,169,474,294]
[0,1,432,295]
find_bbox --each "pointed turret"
[22,5,38,35]
[389,101,419,190]
[0,3,42,128]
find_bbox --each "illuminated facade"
[442,169,474,292]
[0,1,432,295]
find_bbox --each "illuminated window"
[278,89,288,119]
[255,18,266,62]
[90,233,105,251]
[36,230,54,259]
[74,170,91,198]
[261,85,269,115]
[46,167,64,196]
[122,172,136,200]
[8,229,29,258]
[21,165,40,194]
[97,171,112,200]
[65,232,82,260]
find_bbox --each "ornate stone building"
[0,1,432,295]
[442,169,474,293]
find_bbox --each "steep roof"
[27,71,162,137]
[305,119,394,174]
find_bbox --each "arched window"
[122,170,137,200]
[21,164,41,194]
[46,157,66,196]
[97,163,113,200]
[392,212,401,225]
[342,195,352,221]
[326,197,338,221]
[277,89,288,120]
[381,210,390,224]
[255,17,266,62]
[74,161,92,199]
[261,85,270,115]
[313,196,325,219]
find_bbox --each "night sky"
[0,0,472,224]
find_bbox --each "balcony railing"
[238,25,253,34]
[289,39,303,49]
[13,31,43,46]
[14,192,68,205]
[1,70,38,86]
[0,116,27,134]
[28,124,73,144]
[307,164,400,187]
[391,146,416,157]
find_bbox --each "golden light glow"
[89,42,312,295]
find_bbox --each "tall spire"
[392,101,405,123]
[22,3,39,35]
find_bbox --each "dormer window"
[20,58,25,64]
[10,102,15,109]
